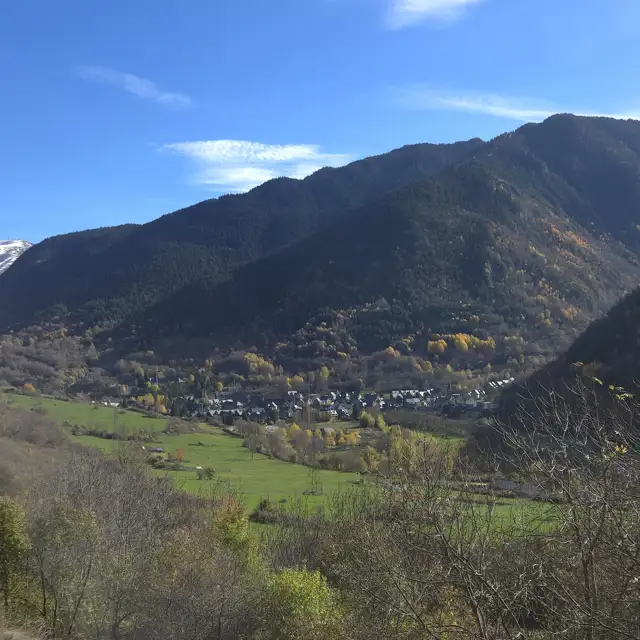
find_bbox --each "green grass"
[3,393,556,525]
[5,393,167,435]
[70,430,361,510]
[4,393,361,510]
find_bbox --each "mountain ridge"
[4,115,640,373]
[0,138,484,327]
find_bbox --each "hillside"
[502,284,640,403]
[0,240,31,275]
[483,114,640,253]
[4,115,640,371]
[138,161,639,360]
[0,139,482,327]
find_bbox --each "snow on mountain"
[0,240,32,275]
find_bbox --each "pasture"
[4,393,360,510]
[3,393,553,524]
[5,392,167,434]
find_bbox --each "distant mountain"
[4,115,640,368]
[0,240,31,275]
[140,158,640,358]
[0,139,483,327]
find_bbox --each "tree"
[286,423,302,441]
[486,378,640,639]
[344,431,359,446]
[29,501,101,639]
[255,568,344,640]
[359,411,375,429]
[361,446,379,473]
[374,413,386,430]
[211,495,256,561]
[427,339,447,355]
[0,497,28,637]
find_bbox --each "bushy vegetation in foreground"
[3,379,640,638]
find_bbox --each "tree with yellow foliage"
[286,423,302,441]
[428,339,447,355]
[453,333,470,352]
[362,446,380,473]
[344,431,359,446]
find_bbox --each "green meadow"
[4,393,360,510]
[5,392,167,434]
[3,392,555,523]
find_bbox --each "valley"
[4,114,640,639]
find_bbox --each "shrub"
[359,411,375,429]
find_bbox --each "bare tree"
[488,377,640,639]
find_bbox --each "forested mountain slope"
[0,138,483,327]
[137,160,640,359]
[502,284,640,406]
[4,115,640,365]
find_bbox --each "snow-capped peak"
[0,239,32,275]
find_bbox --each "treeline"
[236,417,419,474]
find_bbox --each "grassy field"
[4,393,360,510]
[3,393,554,523]
[5,392,167,434]
[73,430,361,510]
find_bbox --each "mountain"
[136,157,640,360]
[0,240,31,275]
[0,139,482,328]
[488,283,640,446]
[4,115,640,368]
[503,284,640,401]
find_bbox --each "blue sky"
[2,0,640,242]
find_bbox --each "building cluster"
[174,377,515,423]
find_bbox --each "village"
[166,377,515,424]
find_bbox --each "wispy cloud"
[162,140,351,192]
[388,0,485,28]
[395,86,640,121]
[75,66,192,108]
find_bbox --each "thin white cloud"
[76,66,192,108]
[389,0,484,28]
[162,140,351,192]
[395,86,640,121]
